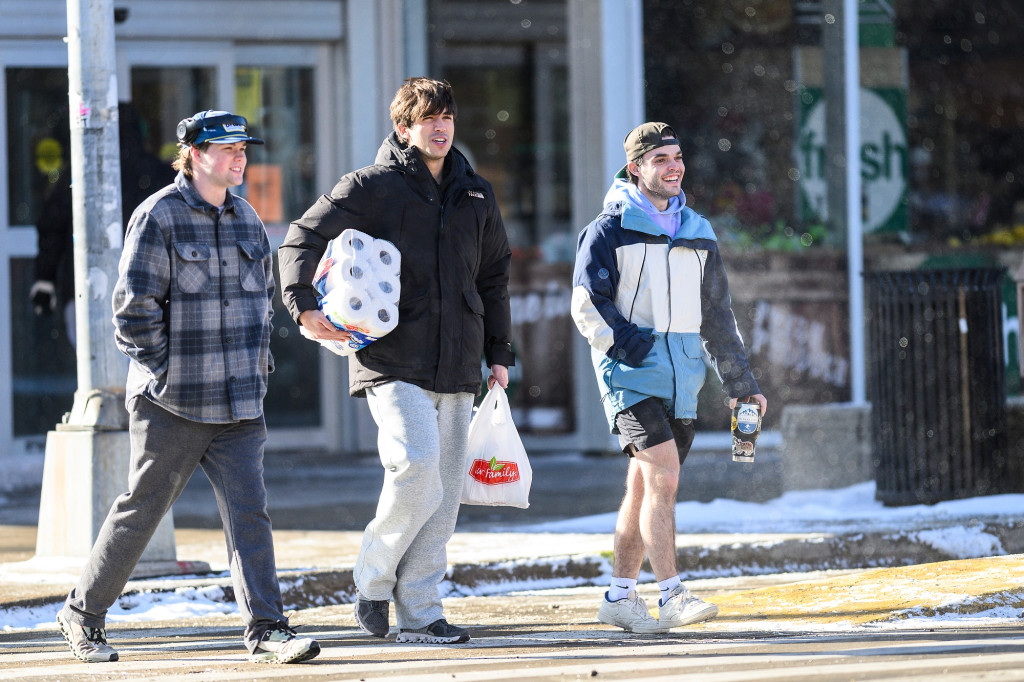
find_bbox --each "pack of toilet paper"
[303,228,401,357]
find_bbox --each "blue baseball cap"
[176,110,264,147]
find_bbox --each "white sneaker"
[597,590,667,633]
[658,584,719,628]
[56,610,118,663]
[250,623,321,664]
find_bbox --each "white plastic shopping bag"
[461,385,533,508]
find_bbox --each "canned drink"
[731,398,761,463]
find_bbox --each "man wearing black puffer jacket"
[278,77,514,645]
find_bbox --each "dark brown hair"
[389,77,458,136]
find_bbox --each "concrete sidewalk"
[3,446,1023,628]
[5,447,1024,681]
[3,570,1023,682]
[3,523,1023,621]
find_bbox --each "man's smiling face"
[194,141,249,189]
[631,142,685,207]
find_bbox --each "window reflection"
[235,67,316,228]
[131,67,216,166]
[236,66,320,428]
[5,68,75,436]
[430,2,575,434]
[5,68,68,228]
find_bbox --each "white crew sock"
[607,577,638,602]
[658,576,682,605]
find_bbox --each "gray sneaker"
[658,584,719,628]
[395,618,470,644]
[250,623,321,664]
[56,610,118,663]
[354,592,390,637]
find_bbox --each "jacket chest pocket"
[446,202,485,270]
[237,240,266,292]
[173,242,210,293]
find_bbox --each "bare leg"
[611,457,646,580]
[599,439,682,633]
[629,439,680,581]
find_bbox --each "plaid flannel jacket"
[113,172,275,423]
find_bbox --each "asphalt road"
[3,585,1023,681]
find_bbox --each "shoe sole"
[395,632,470,644]
[56,613,119,663]
[660,603,719,629]
[251,641,321,664]
[597,612,669,634]
[597,603,669,634]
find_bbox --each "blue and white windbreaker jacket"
[571,180,760,430]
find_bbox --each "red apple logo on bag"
[468,456,521,485]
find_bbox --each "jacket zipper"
[665,235,677,411]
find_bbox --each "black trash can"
[866,267,1011,506]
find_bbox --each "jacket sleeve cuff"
[485,341,516,368]
[610,328,654,368]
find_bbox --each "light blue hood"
[603,178,717,242]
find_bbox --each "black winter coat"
[278,133,515,397]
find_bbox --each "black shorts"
[613,397,696,464]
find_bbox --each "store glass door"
[4,64,216,442]
[231,63,321,432]
[124,58,324,434]
[4,43,327,453]
[5,66,77,439]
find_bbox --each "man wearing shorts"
[571,122,767,633]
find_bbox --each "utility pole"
[18,0,200,578]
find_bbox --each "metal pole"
[843,0,866,406]
[12,0,189,577]
[65,0,127,429]
[824,0,866,405]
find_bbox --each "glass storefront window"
[442,54,571,258]
[6,68,76,436]
[235,66,320,428]
[235,66,316,228]
[131,67,216,166]
[9,257,76,436]
[4,67,216,438]
[643,0,1024,249]
[900,3,1024,244]
[429,2,575,434]
[5,62,320,439]
[6,68,68,228]
[638,0,1024,417]
[131,65,320,429]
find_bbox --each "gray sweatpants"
[61,396,285,652]
[355,381,473,629]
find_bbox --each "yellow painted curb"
[709,554,1024,626]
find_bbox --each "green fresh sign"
[795,87,908,235]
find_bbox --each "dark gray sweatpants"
[61,396,285,652]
